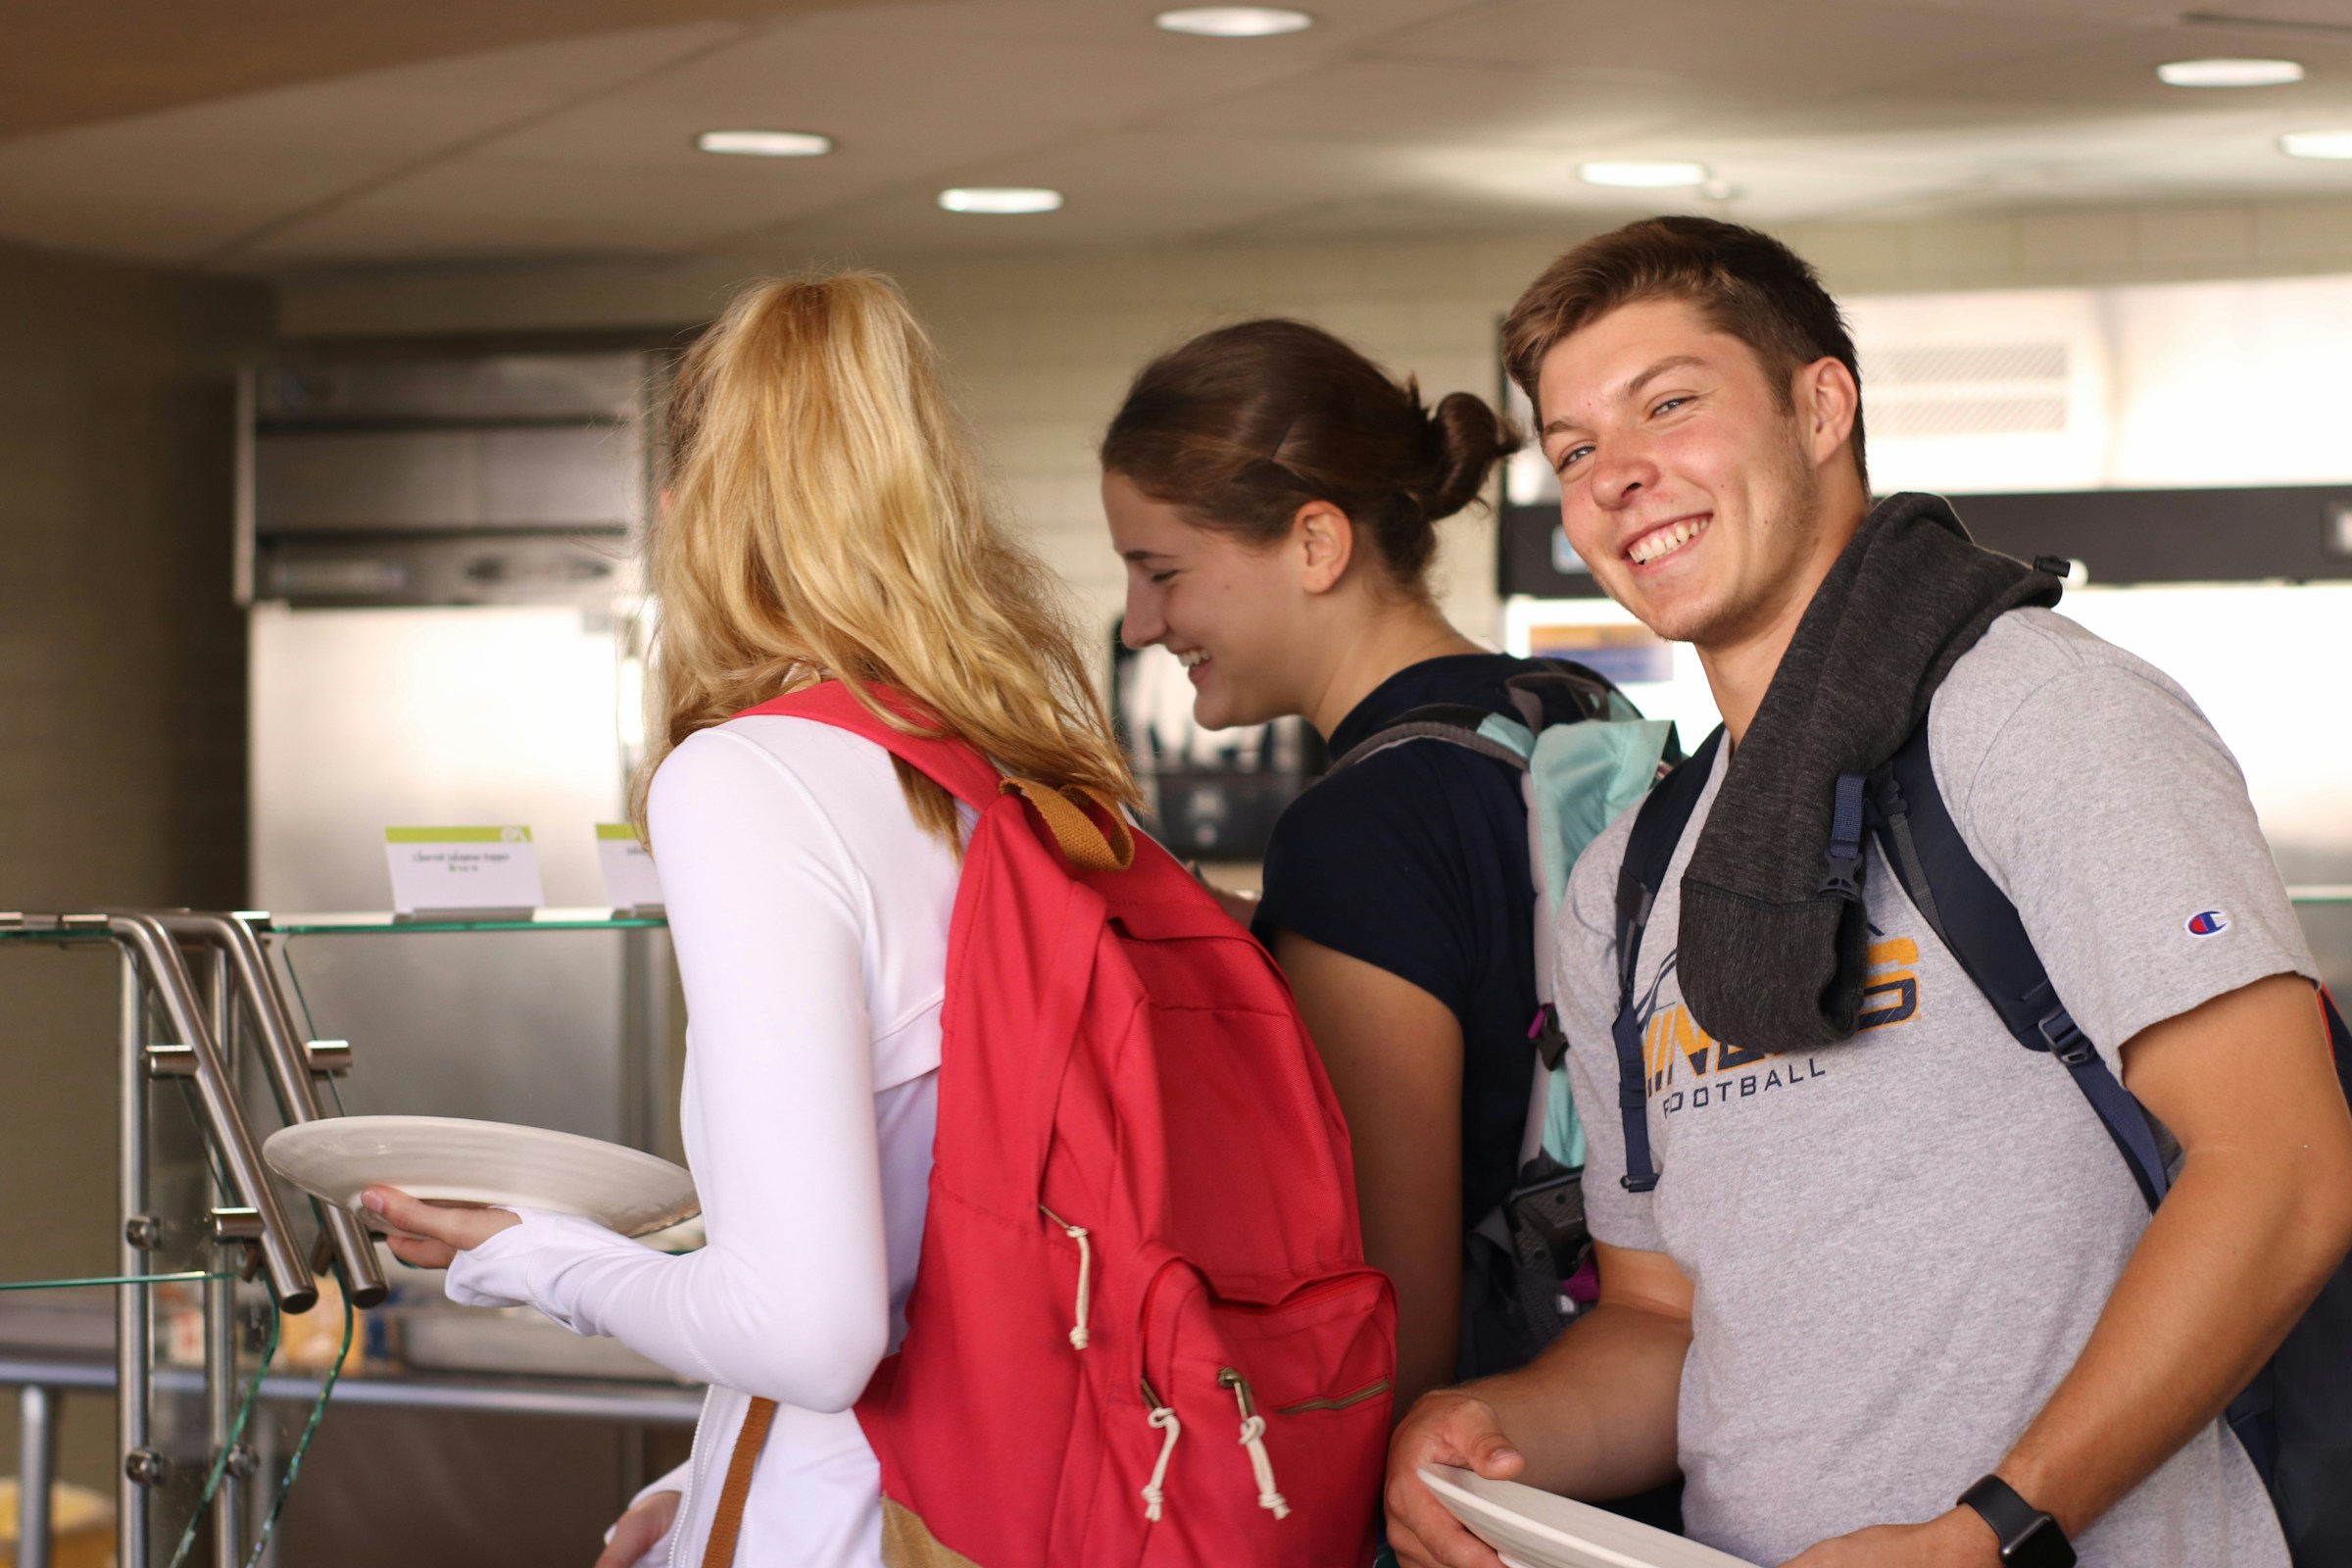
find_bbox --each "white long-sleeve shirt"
[445,714,962,1568]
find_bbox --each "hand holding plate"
[363,1185,520,1268]
[1386,1390,1524,1568]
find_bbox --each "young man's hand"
[1383,1389,1525,1568]
[1780,1508,2001,1568]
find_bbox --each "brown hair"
[1100,318,1520,590]
[1502,217,1868,490]
[640,271,1138,851]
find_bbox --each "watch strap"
[1959,1474,2075,1568]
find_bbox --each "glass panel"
[265,909,663,936]
[269,923,673,1151]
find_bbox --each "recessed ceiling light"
[938,187,1065,215]
[1154,7,1314,37]
[2157,57,2305,87]
[696,129,833,157]
[1578,160,1711,189]
[2280,128,2352,159]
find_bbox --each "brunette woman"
[368,272,1139,1568]
[1103,320,1576,1418]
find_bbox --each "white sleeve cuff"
[442,1207,636,1328]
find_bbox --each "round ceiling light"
[2157,58,2305,87]
[2280,129,2352,159]
[1579,160,1711,189]
[696,129,833,157]
[1154,7,1314,37]
[938,187,1065,214]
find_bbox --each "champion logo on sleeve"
[2185,909,2230,938]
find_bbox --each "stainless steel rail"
[18,1383,57,1568]
[155,911,387,1307]
[116,955,150,1568]
[106,914,315,1313]
[0,1356,705,1424]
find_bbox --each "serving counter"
[0,907,689,1568]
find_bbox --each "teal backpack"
[1321,661,1676,1370]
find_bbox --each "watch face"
[2010,1515,2077,1568]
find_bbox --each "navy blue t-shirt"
[1252,654,1573,1231]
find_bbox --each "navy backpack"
[1612,719,2352,1567]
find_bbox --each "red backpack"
[706,682,1395,1568]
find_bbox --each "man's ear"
[1295,501,1354,595]
[1796,356,1860,469]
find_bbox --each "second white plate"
[1418,1466,1759,1568]
[264,1114,699,1239]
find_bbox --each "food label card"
[596,823,665,913]
[384,826,544,915]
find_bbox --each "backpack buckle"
[1815,772,1867,903]
[2038,1006,2093,1065]
[1527,1004,1569,1071]
[1620,1172,1660,1194]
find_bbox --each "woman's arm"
[1271,929,1465,1417]
[388,727,907,1411]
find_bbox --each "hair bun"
[1419,390,1523,521]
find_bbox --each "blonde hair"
[638,271,1139,847]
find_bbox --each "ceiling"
[2,0,2349,276]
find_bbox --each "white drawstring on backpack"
[1236,1414,1291,1519]
[1062,1221,1093,1349]
[1041,1206,1094,1349]
[1141,1405,1182,1522]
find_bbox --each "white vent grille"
[1876,397,2070,437]
[1866,339,2072,439]
[1874,343,2070,385]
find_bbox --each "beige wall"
[0,238,270,1492]
[277,193,2352,649]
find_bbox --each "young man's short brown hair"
[1502,216,1868,492]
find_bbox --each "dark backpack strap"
[1868,721,2171,1209]
[1323,704,1533,775]
[1610,726,1724,1194]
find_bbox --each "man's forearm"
[1470,1299,1690,1501]
[1997,1143,2350,1537]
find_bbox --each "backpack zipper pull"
[1039,1205,1093,1349]
[1218,1368,1291,1520]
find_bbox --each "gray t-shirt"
[1559,609,2312,1567]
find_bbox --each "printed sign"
[383,826,544,915]
[596,823,665,913]
[1524,621,1676,685]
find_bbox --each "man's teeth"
[1628,517,1707,565]
[1178,649,1209,668]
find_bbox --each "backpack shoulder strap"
[1325,704,1534,776]
[740,681,1004,806]
[1608,724,1724,1194]
[743,681,1132,872]
[1868,720,2170,1209]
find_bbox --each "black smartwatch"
[1958,1474,2075,1568]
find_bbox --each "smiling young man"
[1383,218,2352,1568]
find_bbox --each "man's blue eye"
[1150,570,1176,585]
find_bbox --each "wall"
[0,238,272,1493]
[275,192,2352,649]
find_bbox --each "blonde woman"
[366,273,1138,1567]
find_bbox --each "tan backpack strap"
[999,779,1135,873]
[700,1396,778,1568]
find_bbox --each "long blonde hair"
[638,271,1138,847]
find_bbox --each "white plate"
[1418,1466,1759,1568]
[264,1115,698,1239]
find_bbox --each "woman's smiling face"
[1103,469,1316,731]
